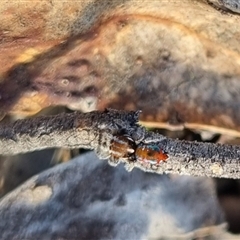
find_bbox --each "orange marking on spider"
[135,144,168,165]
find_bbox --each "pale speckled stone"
[0,152,225,239]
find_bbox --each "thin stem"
[0,109,240,179]
[128,136,240,179]
[0,110,139,158]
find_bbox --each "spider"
[110,133,168,165]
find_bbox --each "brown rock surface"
[1,0,240,135]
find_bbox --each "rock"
[0,152,225,239]
[1,1,240,136]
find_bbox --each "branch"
[0,109,139,158]
[0,109,240,179]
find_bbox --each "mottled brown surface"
[1,0,240,135]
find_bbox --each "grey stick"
[0,109,240,179]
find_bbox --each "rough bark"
[1,109,240,179]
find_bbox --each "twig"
[0,109,139,158]
[0,109,240,179]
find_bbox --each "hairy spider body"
[110,134,136,161]
[110,134,168,165]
